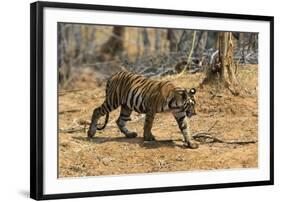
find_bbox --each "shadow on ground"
[72,136,187,149]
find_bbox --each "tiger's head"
[170,87,197,117]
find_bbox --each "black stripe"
[130,80,144,107]
[181,124,187,130]
[161,103,165,112]
[177,116,185,123]
[158,81,170,89]
[134,106,141,113]
[120,116,131,121]
[139,101,145,113]
[141,81,156,97]
[168,97,175,108]
[100,107,105,115]
[131,83,146,109]
[136,82,156,112]
[113,91,118,108]
[135,93,142,109]
[102,103,109,113]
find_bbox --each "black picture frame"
[30,1,274,200]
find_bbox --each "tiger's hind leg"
[116,105,137,138]
[88,101,113,139]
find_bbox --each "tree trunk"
[72,24,82,60]
[142,28,151,57]
[177,30,192,52]
[167,29,177,52]
[239,32,245,64]
[155,29,161,53]
[84,26,96,63]
[58,23,71,87]
[247,33,258,53]
[202,32,240,96]
[176,31,196,75]
[137,29,141,58]
[219,32,240,95]
[99,26,125,61]
[194,31,208,67]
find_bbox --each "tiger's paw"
[125,132,138,138]
[88,137,95,142]
[184,141,199,149]
[87,128,96,139]
[143,134,156,142]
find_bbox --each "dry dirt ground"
[58,65,258,178]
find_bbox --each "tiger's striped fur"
[87,71,198,148]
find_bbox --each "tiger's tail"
[96,113,109,130]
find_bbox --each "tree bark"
[58,23,71,87]
[176,31,196,75]
[100,26,125,61]
[247,33,258,53]
[84,26,96,63]
[202,32,240,96]
[239,32,245,64]
[177,30,192,52]
[155,29,161,53]
[219,32,239,95]
[167,29,178,52]
[142,28,151,57]
[194,31,208,67]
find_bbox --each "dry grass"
[58,65,258,178]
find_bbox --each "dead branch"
[192,132,223,143]
[192,132,257,145]
[224,140,257,144]
[190,120,256,145]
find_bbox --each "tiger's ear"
[189,88,196,95]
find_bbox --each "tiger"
[87,71,198,149]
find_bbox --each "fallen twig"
[192,132,257,145]
[190,120,257,145]
[223,140,257,144]
[192,132,223,143]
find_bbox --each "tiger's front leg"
[143,110,156,141]
[173,112,198,149]
[116,105,137,138]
